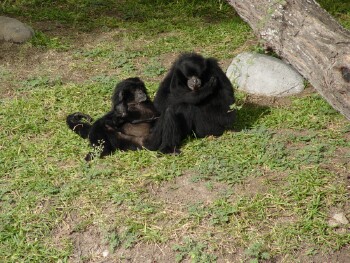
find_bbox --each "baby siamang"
[144,53,235,153]
[67,77,158,161]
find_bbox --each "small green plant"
[209,198,237,225]
[114,56,129,68]
[78,47,114,58]
[187,202,208,223]
[88,140,105,161]
[143,59,167,77]
[252,43,266,54]
[105,232,121,252]
[122,226,141,249]
[22,76,50,89]
[30,31,70,50]
[112,52,142,73]
[173,238,217,263]
[244,242,271,263]
[20,76,62,90]
[113,57,135,74]
[89,75,119,86]
[294,143,327,165]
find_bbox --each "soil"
[50,170,350,262]
[148,172,229,206]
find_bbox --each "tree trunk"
[226,0,350,120]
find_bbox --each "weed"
[209,198,237,225]
[173,238,217,263]
[121,225,141,249]
[89,75,119,86]
[244,242,270,263]
[20,76,62,91]
[105,232,121,252]
[30,31,70,50]
[143,59,167,77]
[187,202,208,223]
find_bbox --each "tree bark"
[226,0,350,120]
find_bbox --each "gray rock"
[333,213,349,225]
[226,52,304,97]
[0,16,34,43]
[328,219,340,228]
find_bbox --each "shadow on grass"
[0,0,238,32]
[234,102,271,131]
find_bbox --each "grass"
[318,0,350,29]
[1,0,350,262]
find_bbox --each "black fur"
[66,77,158,161]
[145,53,235,153]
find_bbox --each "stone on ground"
[333,212,349,225]
[0,16,34,43]
[226,52,304,97]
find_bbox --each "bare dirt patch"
[243,85,318,108]
[113,243,176,263]
[70,226,109,262]
[0,27,128,98]
[294,246,350,263]
[52,205,113,262]
[230,174,271,197]
[148,172,229,206]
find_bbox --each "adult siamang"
[67,77,158,161]
[144,53,235,153]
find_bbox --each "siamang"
[144,53,235,153]
[67,77,158,161]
